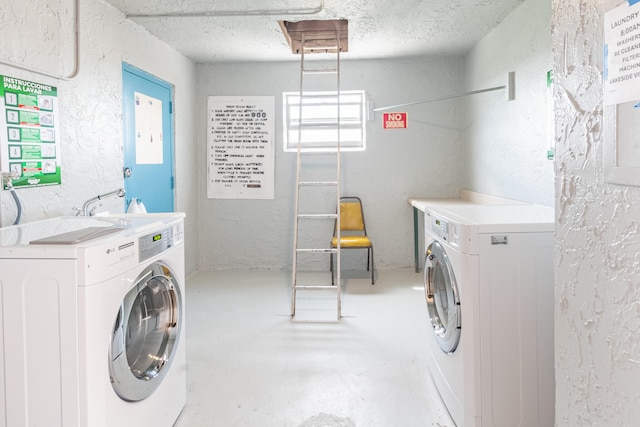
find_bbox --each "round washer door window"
[109,262,182,401]
[424,240,461,354]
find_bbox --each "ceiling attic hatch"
[279,19,348,54]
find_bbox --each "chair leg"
[370,247,375,285]
[366,248,370,271]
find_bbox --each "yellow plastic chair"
[330,196,375,285]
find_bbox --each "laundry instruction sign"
[383,112,407,129]
[0,74,61,189]
[207,96,275,199]
[604,0,640,105]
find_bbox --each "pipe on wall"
[125,0,324,18]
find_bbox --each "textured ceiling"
[105,0,525,63]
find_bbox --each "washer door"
[424,240,461,354]
[109,262,182,401]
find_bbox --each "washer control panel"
[139,226,174,262]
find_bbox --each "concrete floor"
[174,269,455,427]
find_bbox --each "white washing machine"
[422,203,555,426]
[0,213,186,427]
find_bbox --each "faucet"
[80,188,126,216]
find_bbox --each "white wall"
[462,0,554,206]
[197,57,463,270]
[0,0,200,274]
[553,0,640,425]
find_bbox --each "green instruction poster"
[0,75,61,189]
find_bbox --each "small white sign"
[134,92,163,164]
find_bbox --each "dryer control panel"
[430,214,463,249]
[430,215,449,242]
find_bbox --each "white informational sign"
[207,96,275,199]
[604,0,640,105]
[604,1,640,186]
[134,91,163,164]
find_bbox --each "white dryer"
[0,213,186,427]
[422,203,555,427]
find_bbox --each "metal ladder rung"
[303,68,338,75]
[299,181,338,186]
[297,213,338,219]
[296,248,338,254]
[302,43,340,50]
[298,149,340,155]
[297,123,342,130]
[294,285,339,291]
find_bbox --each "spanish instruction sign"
[207,96,275,199]
[0,75,61,189]
[604,1,640,105]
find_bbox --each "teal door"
[122,63,174,213]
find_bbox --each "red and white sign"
[383,112,407,129]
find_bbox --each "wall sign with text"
[604,1,640,105]
[603,1,640,187]
[0,75,61,189]
[383,112,407,129]
[207,96,275,199]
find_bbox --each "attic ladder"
[290,32,343,320]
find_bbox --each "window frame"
[282,90,367,152]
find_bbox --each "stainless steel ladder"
[290,32,343,320]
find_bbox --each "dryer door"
[424,240,461,354]
[109,261,182,401]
